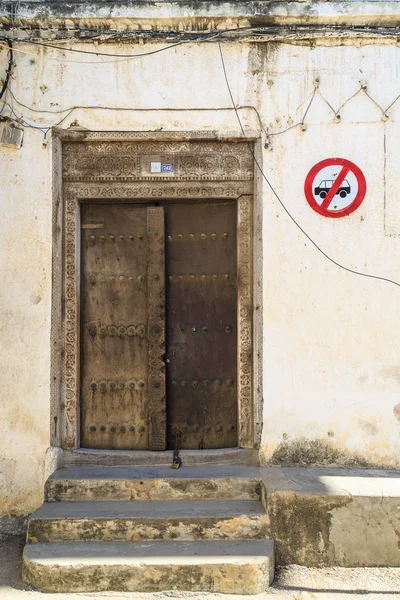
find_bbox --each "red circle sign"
[304,158,366,218]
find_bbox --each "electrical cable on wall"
[218,39,400,289]
[0,38,13,104]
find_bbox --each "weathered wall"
[1,35,400,514]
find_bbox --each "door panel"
[165,202,238,449]
[80,204,166,450]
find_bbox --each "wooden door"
[80,204,166,450]
[165,202,238,449]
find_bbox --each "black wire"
[218,40,400,289]
[24,37,188,57]
[0,38,13,102]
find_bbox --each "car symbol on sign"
[314,179,351,199]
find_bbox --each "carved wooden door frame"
[51,130,261,451]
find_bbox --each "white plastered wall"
[0,38,400,515]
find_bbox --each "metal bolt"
[110,382,116,390]
[205,425,211,432]
[224,274,230,280]
[178,234,183,240]
[189,233,195,240]
[119,382,125,390]
[225,326,232,334]
[201,275,207,281]
[215,379,221,386]
[212,274,217,279]
[223,233,229,239]
[153,274,159,280]
[119,327,126,335]
[90,381,97,390]
[89,275,96,283]
[168,276,173,282]
[129,426,135,432]
[129,381,135,389]
[120,426,126,432]
[152,326,160,334]
[200,233,206,239]
[109,326,117,336]
[153,381,160,388]
[90,426,96,432]
[138,275,144,283]
[216,425,223,432]
[172,380,177,386]
[190,274,195,280]
[181,380,187,387]
[119,275,126,281]
[226,378,234,386]
[191,326,197,333]
[110,275,116,282]
[100,425,106,432]
[100,236,106,243]
[129,235,134,240]
[119,235,124,241]
[211,233,217,240]
[138,235,143,240]
[182,424,188,431]
[110,426,116,432]
[100,382,107,392]
[99,275,106,282]
[139,426,145,433]
[89,325,97,336]
[192,380,199,387]
[128,326,136,336]
[99,327,106,337]
[109,235,115,241]
[193,424,199,432]
[138,381,145,389]
[178,275,183,281]
[228,424,235,431]
[167,235,172,242]
[202,326,208,334]
[89,235,96,242]
[204,379,210,386]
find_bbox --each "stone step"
[27,500,268,543]
[22,540,275,594]
[45,465,262,502]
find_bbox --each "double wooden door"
[80,201,238,450]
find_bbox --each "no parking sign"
[304,158,367,218]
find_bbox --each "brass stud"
[216,425,223,432]
[119,326,126,335]
[226,378,234,386]
[228,424,235,431]
[153,381,160,388]
[224,274,230,280]
[109,326,117,336]
[138,235,144,240]
[152,326,160,334]
[172,380,177,386]
[201,275,207,281]
[127,326,136,336]
[189,233,195,240]
[223,233,229,239]
[200,233,206,240]
[137,275,144,283]
[204,379,210,386]
[129,381,135,389]
[89,325,97,336]
[120,426,126,432]
[110,275,116,282]
[167,235,172,242]
[90,381,97,390]
[129,276,134,282]
[211,233,217,240]
[99,327,106,337]
[100,382,107,392]
[181,380,187,387]
[193,424,199,432]
[139,426,145,433]
[109,235,115,241]
[89,235,96,242]
[192,380,199,387]
[119,275,126,282]
[89,275,96,283]
[110,426,116,432]
[178,234,183,240]
[168,275,173,282]
[153,274,159,281]
[90,426,96,432]
[205,425,211,432]
[225,326,232,334]
[100,425,106,432]
[109,382,116,390]
[119,382,126,390]
[178,275,183,281]
[119,235,124,241]
[129,425,135,432]
[215,379,221,386]
[191,326,197,333]
[138,381,145,389]
[190,274,195,280]
[202,326,208,334]
[129,235,134,240]
[137,325,145,337]
[100,235,106,243]
[212,274,217,279]
[99,275,106,282]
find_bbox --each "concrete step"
[45,465,262,502]
[22,540,275,593]
[27,500,268,543]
